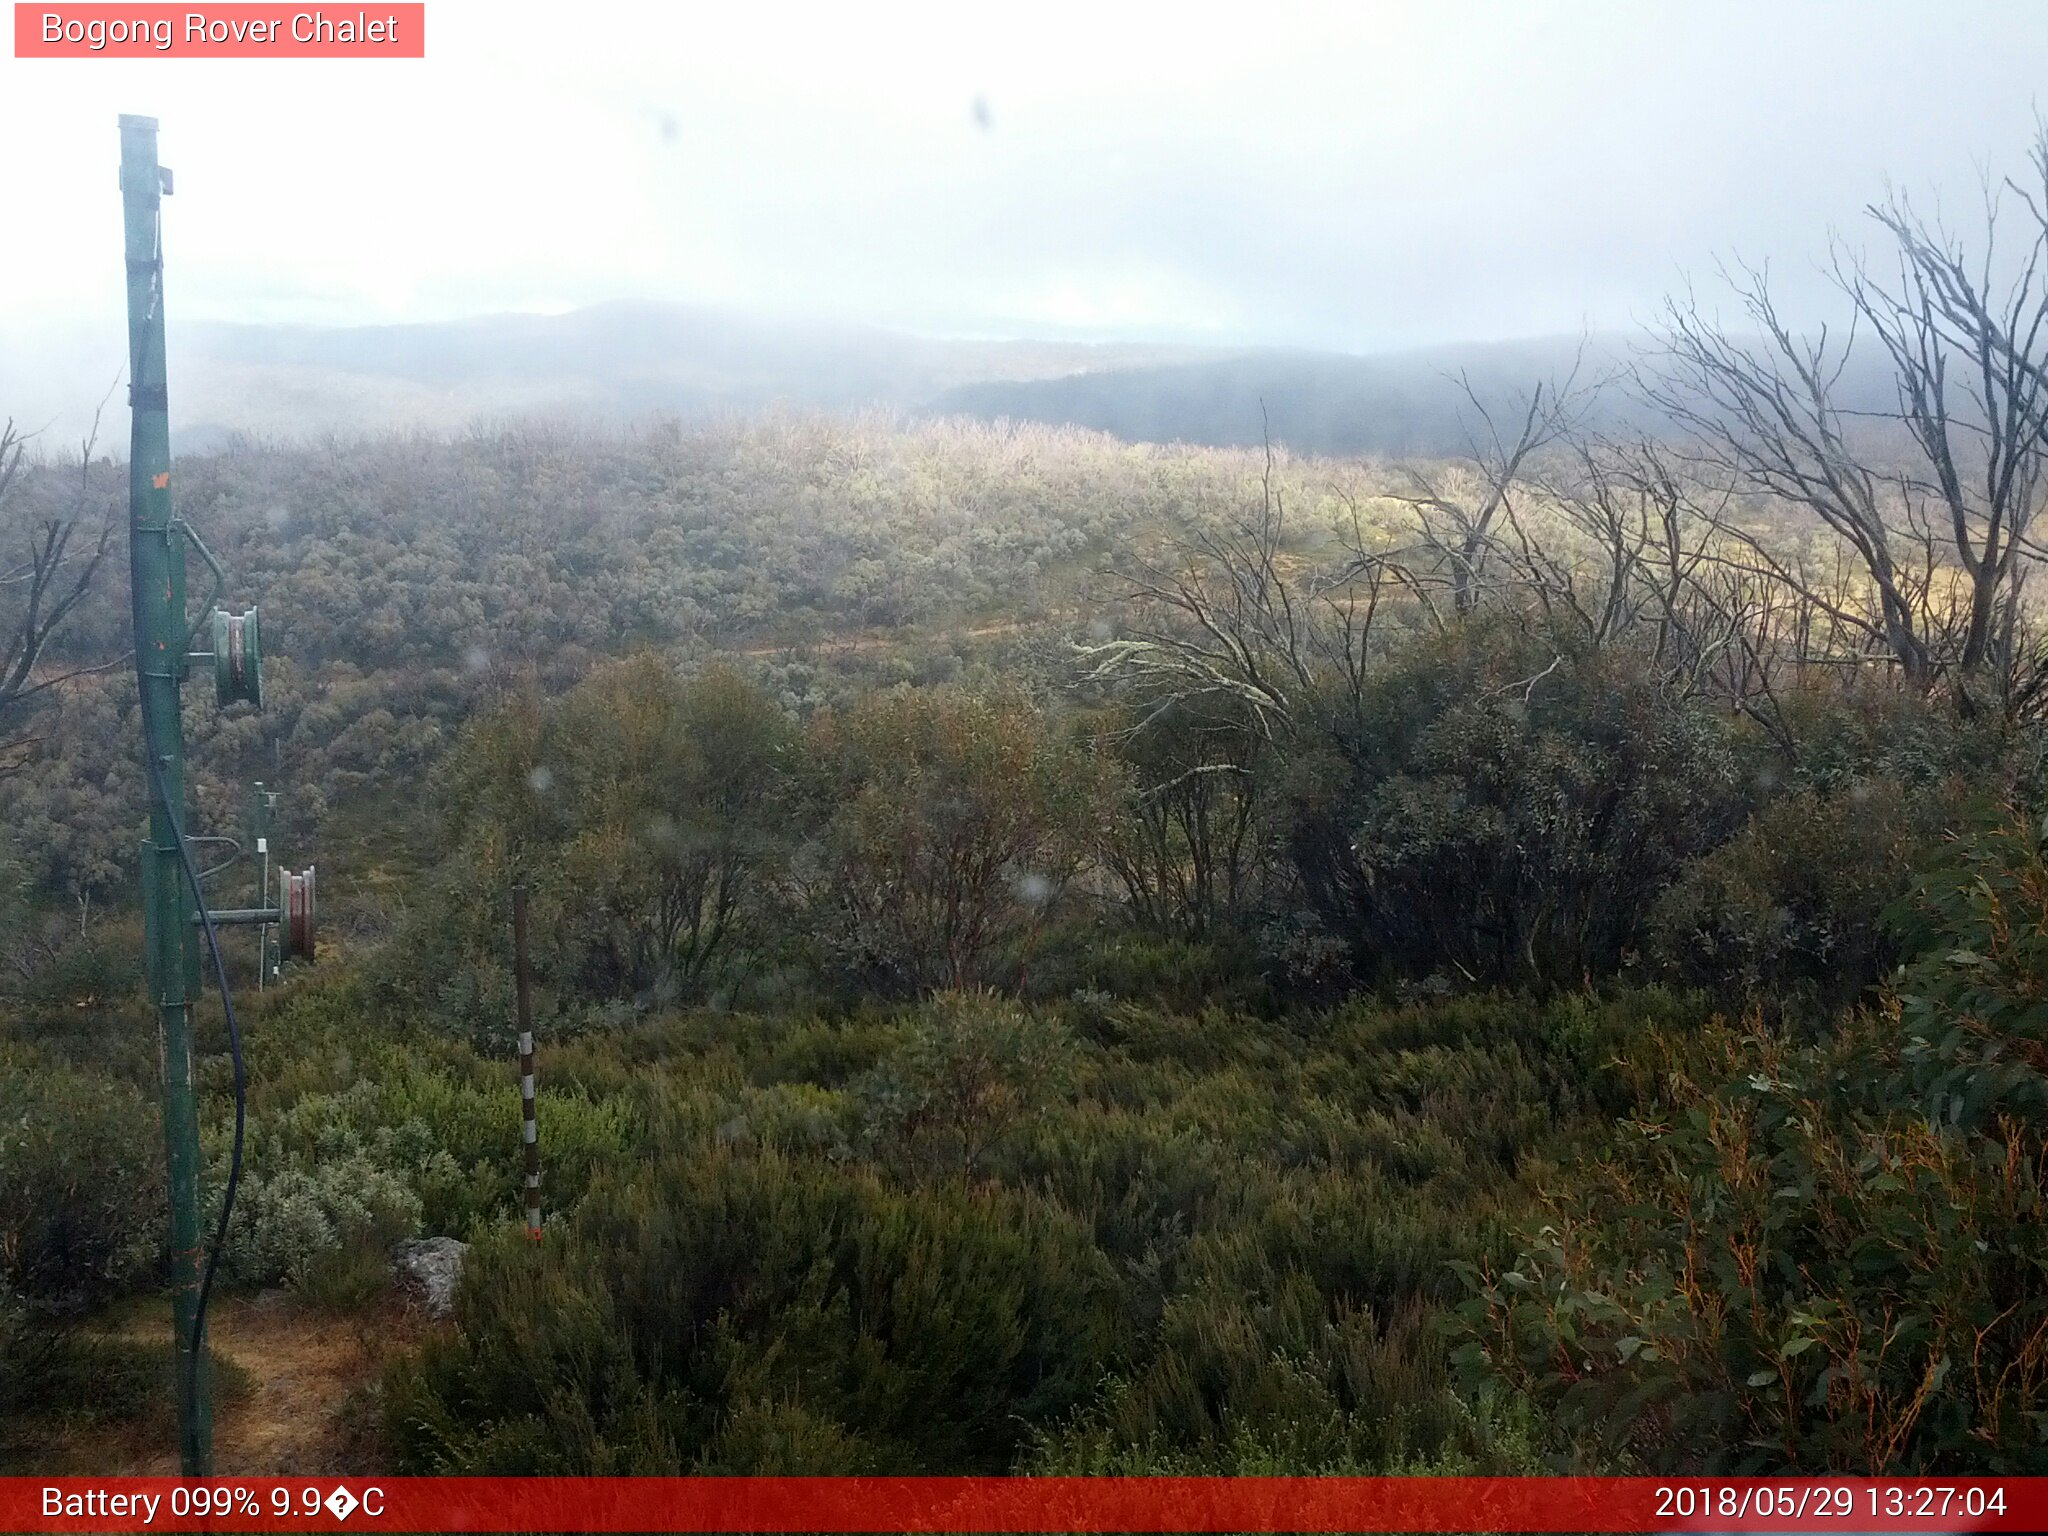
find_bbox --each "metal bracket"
[117,162,173,197]
[188,834,242,882]
[203,865,314,961]
[176,522,227,654]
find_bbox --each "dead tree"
[1513,439,1718,667]
[1639,267,1941,690]
[0,417,114,775]
[1388,350,1597,615]
[1643,129,2048,710]
[1078,429,1423,760]
[1843,174,2048,704]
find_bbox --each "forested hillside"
[4,308,1793,460]
[11,134,2048,1477]
[5,390,2048,1476]
[0,305,1218,453]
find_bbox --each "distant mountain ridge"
[930,336,1669,458]
[156,302,1226,451]
[2,302,1898,459]
[182,302,1216,413]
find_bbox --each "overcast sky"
[3,0,2048,365]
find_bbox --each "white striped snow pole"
[513,884,541,1241]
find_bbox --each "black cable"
[145,744,246,1384]
[130,195,246,1393]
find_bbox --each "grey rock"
[391,1236,469,1318]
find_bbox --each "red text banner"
[1,1477,2042,1533]
[13,5,424,57]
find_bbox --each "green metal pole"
[120,112,212,1477]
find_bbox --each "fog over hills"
[4,301,1899,460]
[0,303,1201,452]
[172,303,1222,439]
[930,336,1670,458]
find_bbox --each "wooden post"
[513,885,541,1240]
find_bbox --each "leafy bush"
[1050,927,1269,1016]
[0,1289,58,1420]
[1776,684,2014,796]
[1293,624,1748,990]
[386,1146,1126,1473]
[0,1048,162,1315]
[217,1155,422,1290]
[1649,780,1925,1009]
[1092,693,1275,942]
[1452,810,2048,1472]
[12,931,140,1014]
[1031,1284,1542,1475]
[190,978,639,1299]
[388,657,797,1031]
[350,968,1697,1474]
[851,992,1079,1178]
[799,686,1114,995]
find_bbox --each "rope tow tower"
[119,111,316,1476]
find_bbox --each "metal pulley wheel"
[211,606,263,708]
[280,864,315,962]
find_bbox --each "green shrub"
[383,658,798,1030]
[4,1330,249,1429]
[224,1051,638,1244]
[14,933,141,1014]
[1053,929,1269,1016]
[744,1014,901,1088]
[0,1048,162,1315]
[851,992,1078,1178]
[695,1396,881,1473]
[1776,684,2012,795]
[800,686,1114,995]
[217,1155,423,1289]
[0,1290,58,1420]
[1649,781,1924,1008]
[1,992,160,1093]
[1452,810,2048,1472]
[1,1327,252,1464]
[1031,1276,1527,1475]
[1290,624,1748,991]
[387,1146,1126,1473]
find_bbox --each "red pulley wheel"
[283,865,316,962]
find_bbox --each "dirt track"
[32,1293,419,1475]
